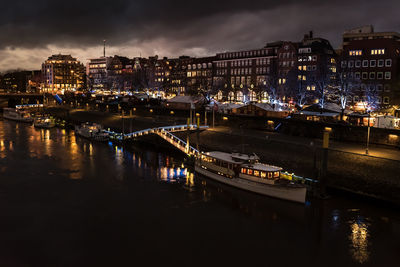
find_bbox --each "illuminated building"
[41,54,85,94]
[87,56,112,92]
[340,26,400,107]
[0,70,41,93]
[213,44,279,102]
[107,56,134,92]
[186,56,215,96]
[212,32,336,104]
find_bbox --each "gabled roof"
[167,95,205,104]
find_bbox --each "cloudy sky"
[0,0,399,72]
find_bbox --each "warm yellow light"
[223,116,228,121]
[170,111,174,115]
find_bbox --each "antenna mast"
[103,40,106,57]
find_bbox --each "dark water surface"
[0,120,399,267]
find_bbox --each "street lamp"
[366,112,371,155]
[362,101,371,155]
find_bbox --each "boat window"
[241,168,247,174]
[267,172,273,179]
[203,156,213,163]
[260,172,266,178]
[253,170,260,177]
[247,169,253,175]
[274,172,280,178]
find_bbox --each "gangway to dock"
[105,124,208,156]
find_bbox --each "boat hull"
[75,130,109,142]
[195,165,306,204]
[34,123,56,129]
[3,114,33,123]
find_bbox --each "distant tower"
[103,40,106,57]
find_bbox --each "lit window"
[247,169,253,175]
[371,49,385,55]
[349,50,362,56]
[260,172,266,178]
[254,170,260,177]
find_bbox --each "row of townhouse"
[38,25,400,109]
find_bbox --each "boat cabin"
[240,165,280,179]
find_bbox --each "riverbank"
[177,129,400,204]
[44,106,187,132]
[42,106,400,204]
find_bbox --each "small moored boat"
[195,151,307,203]
[74,122,109,142]
[2,108,34,123]
[34,116,56,128]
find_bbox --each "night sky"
[1,0,399,71]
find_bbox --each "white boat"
[2,108,34,123]
[34,117,56,128]
[75,123,109,142]
[195,151,307,203]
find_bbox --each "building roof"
[296,111,340,117]
[253,103,274,111]
[219,103,244,110]
[303,102,351,114]
[167,95,205,104]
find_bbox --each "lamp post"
[366,112,371,155]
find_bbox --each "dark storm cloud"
[0,0,399,71]
[0,0,307,48]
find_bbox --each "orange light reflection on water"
[348,218,370,264]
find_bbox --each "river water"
[0,119,399,266]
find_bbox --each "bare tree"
[284,68,308,108]
[332,69,355,120]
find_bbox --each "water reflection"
[349,216,370,264]
[0,119,399,266]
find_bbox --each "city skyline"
[1,0,400,72]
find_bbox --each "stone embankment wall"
[179,130,400,204]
